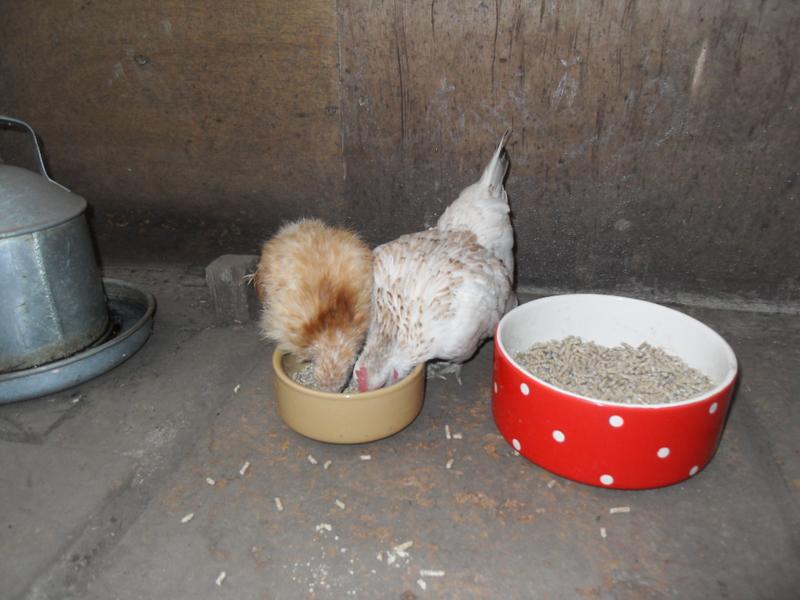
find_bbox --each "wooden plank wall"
[1,1,343,258]
[1,1,798,304]
[337,0,800,304]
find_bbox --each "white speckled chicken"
[253,219,373,392]
[354,131,516,391]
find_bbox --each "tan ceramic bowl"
[271,350,426,444]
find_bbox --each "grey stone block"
[205,254,260,324]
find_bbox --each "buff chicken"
[252,219,373,392]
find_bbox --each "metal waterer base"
[0,278,155,404]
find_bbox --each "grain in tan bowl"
[272,350,426,444]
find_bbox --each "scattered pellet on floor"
[417,578,427,590]
[239,461,251,476]
[609,506,631,514]
[446,458,454,470]
[307,454,318,465]
[205,477,215,486]
[180,512,194,524]
[335,499,346,510]
[514,336,715,404]
[600,527,608,539]
[359,454,372,461]
[315,523,332,533]
[445,424,452,440]
[233,384,241,393]
[420,569,445,577]
[274,497,284,511]
[394,540,413,556]
[323,460,332,469]
[547,479,556,489]
[215,571,227,586]
[376,552,383,562]
[452,432,463,439]
[535,508,546,514]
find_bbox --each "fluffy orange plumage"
[253,219,373,392]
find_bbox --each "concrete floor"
[1,265,798,600]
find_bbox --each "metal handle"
[0,115,71,192]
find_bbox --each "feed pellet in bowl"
[290,360,360,394]
[513,336,714,405]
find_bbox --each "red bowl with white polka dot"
[492,294,738,490]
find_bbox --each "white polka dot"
[689,465,699,476]
[512,438,521,451]
[493,382,498,394]
[600,474,614,486]
[609,415,624,428]
[520,383,530,396]
[709,402,718,414]
[552,430,566,443]
[657,447,670,459]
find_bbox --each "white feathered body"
[354,132,516,391]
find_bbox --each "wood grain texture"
[1,1,798,304]
[338,0,800,304]
[0,1,343,254]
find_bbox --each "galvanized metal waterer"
[0,116,109,373]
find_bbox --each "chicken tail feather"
[480,129,512,193]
